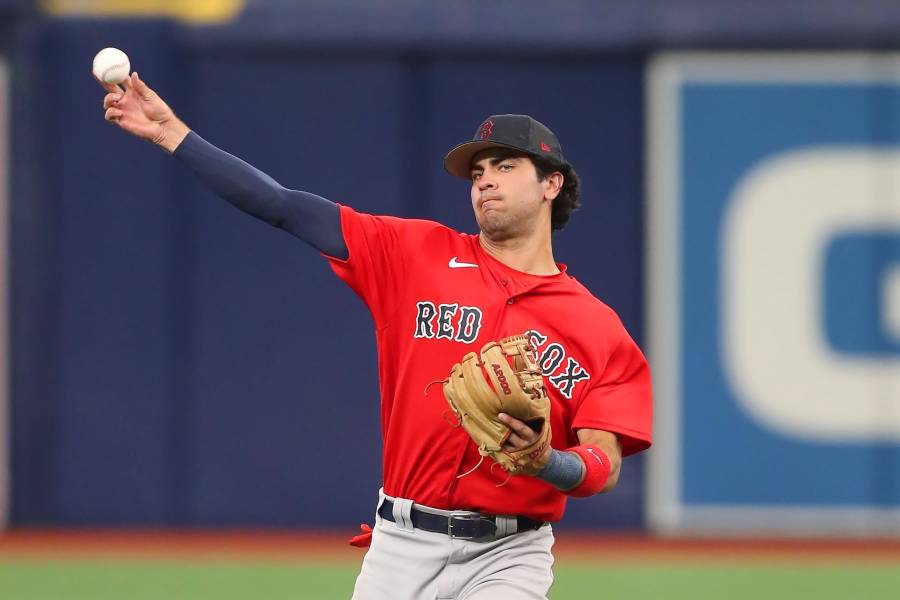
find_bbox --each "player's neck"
[478,231,559,276]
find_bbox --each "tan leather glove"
[443,334,552,476]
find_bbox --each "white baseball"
[92,47,131,85]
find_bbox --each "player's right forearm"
[173,132,348,259]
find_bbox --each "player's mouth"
[479,195,502,211]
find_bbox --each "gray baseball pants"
[351,489,555,600]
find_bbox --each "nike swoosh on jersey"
[448,256,479,269]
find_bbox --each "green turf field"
[2,559,899,600]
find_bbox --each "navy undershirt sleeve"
[173,131,348,260]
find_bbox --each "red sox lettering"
[413,301,591,400]
[414,301,483,343]
[526,329,591,399]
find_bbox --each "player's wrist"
[537,445,611,497]
[156,116,191,153]
[536,448,584,491]
[564,445,611,498]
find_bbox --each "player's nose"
[477,174,497,191]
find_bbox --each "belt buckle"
[447,511,496,541]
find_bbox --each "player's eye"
[471,172,483,181]
[499,163,514,172]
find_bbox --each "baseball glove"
[443,334,552,476]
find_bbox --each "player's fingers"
[504,431,528,449]
[498,413,536,441]
[103,92,123,109]
[121,73,134,92]
[132,72,155,100]
[93,73,124,95]
[105,107,124,121]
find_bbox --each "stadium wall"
[5,2,900,534]
[9,18,646,529]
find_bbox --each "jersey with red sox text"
[327,205,652,522]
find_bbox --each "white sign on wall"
[646,52,900,536]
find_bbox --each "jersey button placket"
[500,278,515,304]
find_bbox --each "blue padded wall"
[11,21,645,529]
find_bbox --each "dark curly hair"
[531,155,581,231]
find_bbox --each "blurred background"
[0,0,899,598]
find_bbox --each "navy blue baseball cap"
[443,114,565,179]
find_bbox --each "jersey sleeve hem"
[321,203,353,265]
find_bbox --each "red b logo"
[478,120,494,140]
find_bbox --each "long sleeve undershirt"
[173,131,349,260]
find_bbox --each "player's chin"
[477,213,499,232]
[479,219,515,241]
[477,209,505,226]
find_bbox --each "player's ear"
[544,172,563,201]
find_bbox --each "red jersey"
[327,205,652,522]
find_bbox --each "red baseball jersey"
[327,205,652,522]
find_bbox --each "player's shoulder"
[343,205,458,234]
[563,276,629,331]
[386,215,459,235]
[352,208,471,247]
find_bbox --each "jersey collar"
[473,235,570,287]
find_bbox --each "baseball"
[92,47,130,85]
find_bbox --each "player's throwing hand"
[98,72,190,153]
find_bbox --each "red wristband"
[566,445,611,498]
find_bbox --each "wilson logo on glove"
[492,364,512,395]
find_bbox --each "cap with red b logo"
[443,114,565,179]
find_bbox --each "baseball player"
[99,73,652,600]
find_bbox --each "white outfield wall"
[646,52,900,537]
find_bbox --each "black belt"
[378,499,545,541]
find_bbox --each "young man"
[100,73,652,600]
